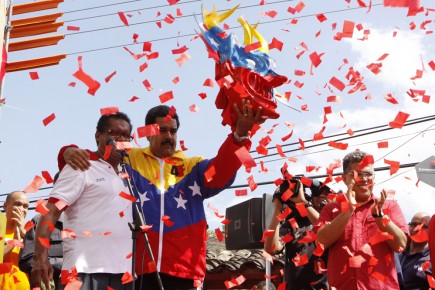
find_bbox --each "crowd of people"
[0,106,434,290]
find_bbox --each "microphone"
[106,138,117,147]
[106,138,128,156]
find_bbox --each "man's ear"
[95,131,101,145]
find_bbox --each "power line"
[227,162,419,189]
[63,2,383,55]
[257,127,435,165]
[62,0,301,23]
[253,115,435,160]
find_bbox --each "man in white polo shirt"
[31,112,134,290]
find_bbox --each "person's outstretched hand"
[233,99,264,137]
[64,147,91,170]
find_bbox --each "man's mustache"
[161,140,174,146]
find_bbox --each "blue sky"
[1,0,434,230]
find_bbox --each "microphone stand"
[119,153,164,290]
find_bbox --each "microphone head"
[106,138,117,147]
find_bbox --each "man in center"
[59,102,261,289]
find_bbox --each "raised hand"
[64,147,91,170]
[233,99,264,137]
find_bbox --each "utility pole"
[0,0,8,116]
[0,0,66,118]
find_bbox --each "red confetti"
[119,191,136,202]
[41,171,54,184]
[247,175,258,192]
[142,79,153,91]
[329,76,346,91]
[328,141,348,150]
[292,252,309,267]
[159,91,174,103]
[309,51,322,67]
[269,37,284,51]
[67,26,80,31]
[377,141,389,148]
[143,42,152,52]
[72,56,101,96]
[203,78,214,87]
[129,96,139,102]
[384,93,399,104]
[172,45,188,54]
[215,228,224,242]
[298,138,305,150]
[167,0,180,5]
[235,189,248,196]
[42,113,55,126]
[121,272,134,284]
[316,13,327,22]
[104,71,116,83]
[359,154,374,170]
[118,12,129,26]
[100,107,119,116]
[29,71,39,80]
[23,175,44,193]
[384,159,400,175]
[137,124,160,138]
[24,220,35,232]
[389,111,409,129]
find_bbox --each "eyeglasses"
[105,129,133,141]
[408,222,428,229]
[347,171,375,180]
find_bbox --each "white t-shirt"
[51,160,133,274]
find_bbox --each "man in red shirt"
[429,215,435,279]
[315,150,408,289]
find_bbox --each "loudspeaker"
[225,193,274,250]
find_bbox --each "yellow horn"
[238,17,252,45]
[238,17,268,53]
[202,4,239,29]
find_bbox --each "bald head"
[3,191,29,221]
[411,212,430,225]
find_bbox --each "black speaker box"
[225,193,274,250]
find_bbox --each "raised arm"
[371,189,407,252]
[264,198,284,255]
[57,144,91,171]
[3,202,27,257]
[316,206,354,249]
[205,100,261,188]
[290,180,320,224]
[30,202,63,289]
[316,181,357,249]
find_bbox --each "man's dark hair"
[342,150,368,173]
[96,112,133,133]
[145,105,180,129]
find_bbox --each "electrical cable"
[252,115,435,160]
[258,127,435,165]
[61,1,383,55]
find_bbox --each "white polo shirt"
[51,159,133,274]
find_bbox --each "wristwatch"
[234,132,250,142]
[372,210,384,218]
[304,201,313,208]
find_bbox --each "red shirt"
[315,197,408,290]
[430,215,435,279]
